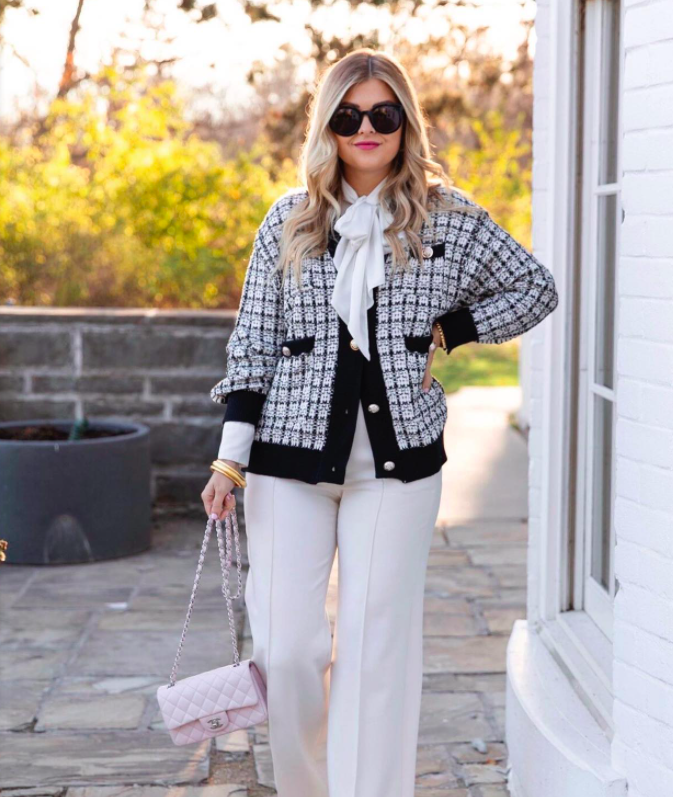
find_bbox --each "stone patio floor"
[0,386,526,797]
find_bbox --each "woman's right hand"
[202,462,241,520]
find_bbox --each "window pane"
[594,193,617,389]
[599,0,621,184]
[591,395,614,590]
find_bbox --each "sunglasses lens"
[372,105,403,134]
[329,108,360,136]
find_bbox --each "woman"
[202,48,558,797]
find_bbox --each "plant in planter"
[0,416,152,565]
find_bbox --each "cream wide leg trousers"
[242,401,443,797]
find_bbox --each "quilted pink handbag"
[156,509,268,746]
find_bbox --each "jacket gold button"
[350,339,359,351]
[367,403,380,413]
[422,245,433,259]
[282,346,291,356]
[383,461,395,471]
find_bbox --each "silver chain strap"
[168,508,243,687]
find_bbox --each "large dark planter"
[0,419,152,565]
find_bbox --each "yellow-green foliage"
[0,65,296,308]
[443,109,532,249]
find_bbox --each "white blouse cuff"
[217,421,255,468]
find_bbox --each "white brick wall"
[612,0,673,792]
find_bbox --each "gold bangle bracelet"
[433,321,447,350]
[210,460,245,485]
[210,460,247,488]
[211,458,243,476]
[210,466,246,489]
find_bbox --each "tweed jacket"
[210,185,559,484]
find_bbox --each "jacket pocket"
[404,333,434,354]
[281,334,316,357]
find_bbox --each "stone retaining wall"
[0,307,236,504]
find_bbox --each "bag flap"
[156,660,259,731]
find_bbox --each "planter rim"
[0,418,149,447]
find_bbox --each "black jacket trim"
[222,389,266,425]
[281,334,315,355]
[404,333,435,353]
[426,241,445,257]
[434,306,480,353]
[246,432,447,485]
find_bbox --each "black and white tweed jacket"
[210,185,558,485]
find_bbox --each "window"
[533,0,623,732]
[570,0,622,641]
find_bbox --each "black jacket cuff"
[434,307,479,353]
[221,389,267,425]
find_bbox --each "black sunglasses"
[328,102,405,137]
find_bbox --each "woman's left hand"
[422,324,443,392]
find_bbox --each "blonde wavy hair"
[274,48,481,286]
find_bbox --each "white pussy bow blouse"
[331,174,396,361]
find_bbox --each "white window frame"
[533,0,624,733]
[574,0,622,640]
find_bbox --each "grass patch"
[432,339,520,394]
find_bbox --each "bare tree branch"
[57,0,86,98]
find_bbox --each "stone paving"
[0,386,526,797]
